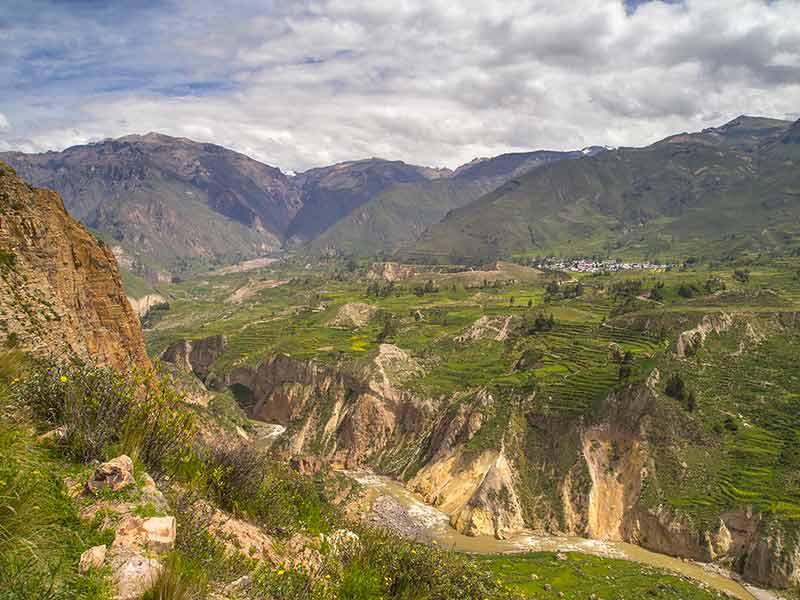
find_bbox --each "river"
[343,471,782,600]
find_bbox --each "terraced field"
[137,256,800,545]
[659,322,800,528]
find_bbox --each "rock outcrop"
[226,346,431,468]
[87,455,136,494]
[127,293,167,318]
[366,262,417,282]
[675,312,733,357]
[0,162,150,370]
[454,315,514,343]
[327,302,378,328]
[161,334,227,380]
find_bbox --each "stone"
[78,545,107,572]
[139,472,168,511]
[141,516,176,553]
[87,455,135,494]
[37,426,66,443]
[327,529,361,557]
[113,554,162,600]
[206,506,279,563]
[112,515,176,554]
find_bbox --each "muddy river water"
[343,471,781,600]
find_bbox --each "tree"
[375,311,399,343]
[649,281,665,302]
[527,298,533,308]
[510,296,515,305]
[687,391,697,412]
[665,373,686,401]
[733,269,750,283]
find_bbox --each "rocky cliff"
[0,161,149,370]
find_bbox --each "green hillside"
[405,116,800,263]
[308,149,600,257]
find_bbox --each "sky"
[0,0,799,172]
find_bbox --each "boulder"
[87,455,135,494]
[113,554,162,600]
[326,529,361,558]
[141,516,177,553]
[78,545,107,572]
[112,515,176,554]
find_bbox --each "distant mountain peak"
[716,114,792,133]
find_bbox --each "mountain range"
[0,134,604,279]
[3,115,799,281]
[406,116,800,262]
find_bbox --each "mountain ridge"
[404,115,799,262]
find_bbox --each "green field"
[136,254,800,552]
[480,552,722,599]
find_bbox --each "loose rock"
[78,545,107,572]
[87,455,135,494]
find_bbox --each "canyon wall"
[0,161,149,370]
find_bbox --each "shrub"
[16,360,133,461]
[677,283,699,298]
[200,441,269,514]
[665,373,686,401]
[196,442,333,537]
[649,283,664,302]
[733,269,750,283]
[611,279,643,298]
[519,311,555,335]
[375,311,399,343]
[12,358,195,470]
[0,249,15,270]
[173,493,253,586]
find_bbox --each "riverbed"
[344,470,781,600]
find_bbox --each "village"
[533,257,671,273]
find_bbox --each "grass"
[479,552,721,599]
[0,365,114,600]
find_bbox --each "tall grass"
[0,421,111,599]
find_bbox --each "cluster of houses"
[534,257,670,273]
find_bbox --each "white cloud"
[0,0,799,170]
[0,113,9,131]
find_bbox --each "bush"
[665,373,686,401]
[200,441,269,515]
[12,358,195,470]
[519,311,555,335]
[196,441,333,537]
[733,269,750,283]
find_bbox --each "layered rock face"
[0,162,149,370]
[226,346,433,469]
[226,351,527,539]
[161,334,227,380]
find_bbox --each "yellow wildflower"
[59,375,69,383]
